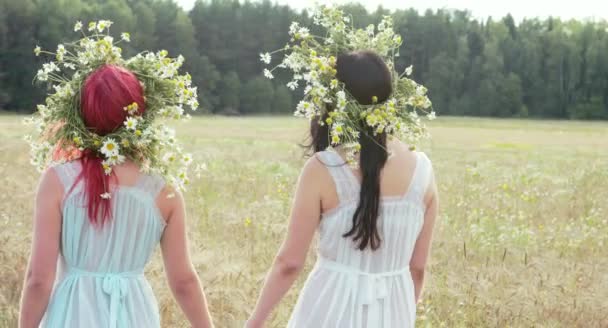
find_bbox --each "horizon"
[176,0,608,22]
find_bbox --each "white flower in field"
[287,81,299,90]
[100,138,120,157]
[100,192,112,199]
[88,22,97,32]
[44,62,60,73]
[298,27,310,39]
[56,44,66,62]
[427,111,436,120]
[260,52,272,64]
[405,65,413,76]
[332,123,344,135]
[124,116,139,131]
[366,24,375,36]
[182,153,193,166]
[422,98,432,109]
[74,21,82,32]
[415,85,426,96]
[330,79,339,89]
[103,36,114,44]
[296,100,317,119]
[63,62,76,70]
[336,91,347,110]
[53,84,74,98]
[289,22,300,36]
[36,69,48,81]
[34,46,41,56]
[263,69,274,79]
[163,152,177,164]
[97,20,113,32]
[303,85,312,95]
[121,32,130,42]
[187,98,199,111]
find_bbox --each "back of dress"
[41,161,166,328]
[288,150,433,328]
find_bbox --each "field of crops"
[1,115,607,327]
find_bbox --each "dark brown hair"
[308,50,393,250]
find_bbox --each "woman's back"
[317,142,432,270]
[42,161,166,327]
[287,142,434,327]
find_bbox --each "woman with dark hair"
[247,49,438,327]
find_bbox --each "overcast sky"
[175,0,608,21]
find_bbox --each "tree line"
[1,0,607,119]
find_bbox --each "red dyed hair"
[77,65,145,225]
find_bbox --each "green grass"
[1,115,607,327]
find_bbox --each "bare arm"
[19,168,63,328]
[159,189,213,328]
[409,167,438,302]
[246,157,323,328]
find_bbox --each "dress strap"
[52,161,81,193]
[135,174,166,200]
[407,152,433,204]
[316,150,359,203]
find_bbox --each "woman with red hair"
[19,65,214,327]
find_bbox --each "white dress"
[287,150,433,328]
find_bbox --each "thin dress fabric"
[287,150,433,328]
[41,161,166,328]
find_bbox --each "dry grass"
[1,115,607,327]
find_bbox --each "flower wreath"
[25,20,199,197]
[261,5,435,164]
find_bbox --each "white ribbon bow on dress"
[318,256,410,328]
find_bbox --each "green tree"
[240,77,274,114]
[272,85,293,114]
[217,71,241,113]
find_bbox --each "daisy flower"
[405,65,413,76]
[182,154,193,165]
[100,138,120,157]
[108,154,126,165]
[124,116,139,131]
[263,69,274,79]
[260,52,272,64]
[102,161,112,175]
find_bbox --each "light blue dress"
[41,161,166,328]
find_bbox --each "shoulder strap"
[316,150,359,203]
[136,174,166,199]
[408,152,433,204]
[52,161,81,193]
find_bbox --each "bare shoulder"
[302,153,330,178]
[155,185,185,223]
[35,166,65,207]
[386,139,418,165]
[39,166,63,193]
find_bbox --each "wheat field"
[0,115,607,327]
